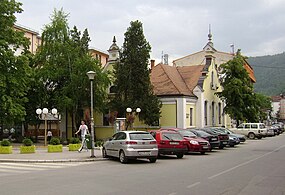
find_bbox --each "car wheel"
[219,145,224,149]
[230,144,235,147]
[248,133,255,139]
[176,154,184,159]
[102,148,108,158]
[200,151,206,155]
[119,150,128,164]
[149,158,157,163]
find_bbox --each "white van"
[231,123,267,139]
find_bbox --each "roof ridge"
[176,66,193,94]
[160,64,182,94]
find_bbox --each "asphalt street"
[1,134,285,195]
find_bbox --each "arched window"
[204,101,208,126]
[109,85,117,94]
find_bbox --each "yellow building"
[151,30,255,128]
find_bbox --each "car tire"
[149,158,157,163]
[200,151,206,155]
[176,154,184,159]
[219,145,224,149]
[102,148,108,158]
[248,133,255,139]
[119,150,128,164]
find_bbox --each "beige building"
[13,24,41,54]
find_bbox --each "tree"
[0,0,31,131]
[111,20,161,127]
[34,9,110,134]
[216,50,258,124]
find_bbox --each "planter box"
[20,145,36,154]
[48,144,63,153]
[69,144,81,151]
[0,146,12,154]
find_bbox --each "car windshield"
[179,130,196,138]
[162,133,184,141]
[195,130,211,137]
[129,132,154,140]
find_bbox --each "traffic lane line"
[208,144,285,180]
[187,182,201,189]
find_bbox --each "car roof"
[118,131,150,134]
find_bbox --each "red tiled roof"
[150,64,204,97]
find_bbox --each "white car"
[231,123,267,139]
[102,131,158,163]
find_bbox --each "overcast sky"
[16,0,285,63]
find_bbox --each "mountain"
[248,52,285,96]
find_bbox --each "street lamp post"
[126,107,141,130]
[87,71,96,158]
[36,108,58,146]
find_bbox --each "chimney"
[151,59,155,69]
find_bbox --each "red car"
[149,129,188,158]
[173,129,211,154]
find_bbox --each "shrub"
[22,138,33,146]
[70,137,80,144]
[49,137,61,145]
[95,140,103,147]
[0,139,11,146]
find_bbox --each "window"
[245,124,250,128]
[212,102,215,125]
[251,124,258,129]
[114,132,126,140]
[218,103,221,124]
[129,133,153,140]
[190,108,193,126]
[204,101,208,125]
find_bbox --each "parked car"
[208,127,240,147]
[200,128,230,149]
[231,123,267,139]
[216,127,246,143]
[102,131,158,163]
[149,129,188,158]
[173,129,211,154]
[266,127,275,137]
[189,129,220,149]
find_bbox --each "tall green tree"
[35,9,110,134]
[216,50,258,124]
[111,20,161,128]
[0,0,31,130]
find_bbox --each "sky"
[16,0,285,64]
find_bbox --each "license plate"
[223,141,228,144]
[139,152,151,155]
[211,138,217,141]
[170,142,179,145]
[203,146,208,149]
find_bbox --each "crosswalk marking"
[0,162,92,176]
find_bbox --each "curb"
[0,157,106,163]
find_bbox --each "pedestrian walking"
[75,120,90,152]
[47,130,52,143]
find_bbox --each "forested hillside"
[248,52,285,96]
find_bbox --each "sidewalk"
[0,143,104,163]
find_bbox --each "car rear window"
[129,133,154,140]
[179,130,196,137]
[162,133,184,141]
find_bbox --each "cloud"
[16,0,285,60]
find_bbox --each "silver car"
[102,131,158,163]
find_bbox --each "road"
[1,134,285,195]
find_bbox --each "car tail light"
[150,141,157,144]
[125,141,137,145]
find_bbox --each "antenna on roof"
[230,43,235,55]
[161,51,164,63]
